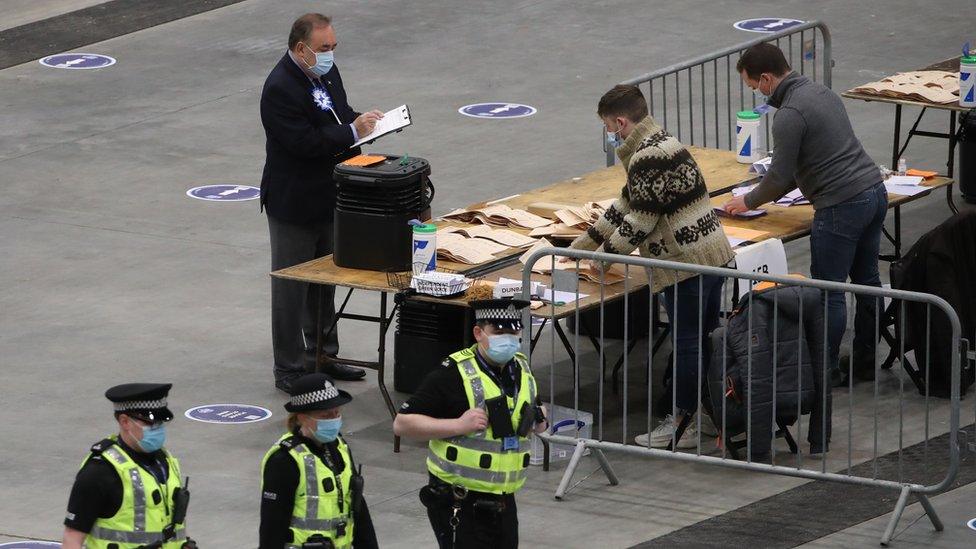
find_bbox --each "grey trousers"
[268,214,339,380]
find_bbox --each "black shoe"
[830,368,849,389]
[275,376,297,393]
[323,362,367,381]
[852,352,877,381]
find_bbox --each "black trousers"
[424,492,518,549]
[267,214,339,380]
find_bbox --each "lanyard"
[318,442,345,514]
[474,351,519,406]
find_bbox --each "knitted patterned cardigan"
[570,116,734,293]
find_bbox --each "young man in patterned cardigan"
[569,85,735,448]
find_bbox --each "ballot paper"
[714,207,767,219]
[518,239,626,285]
[443,204,552,229]
[731,184,758,197]
[884,182,930,197]
[352,104,412,147]
[727,236,748,248]
[440,224,536,248]
[749,156,772,175]
[436,231,509,264]
[850,71,960,104]
[774,188,810,206]
[529,223,585,239]
[885,175,924,186]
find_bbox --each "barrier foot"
[916,493,943,532]
[593,448,619,486]
[880,485,912,546]
[554,440,587,500]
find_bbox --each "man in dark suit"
[261,13,383,389]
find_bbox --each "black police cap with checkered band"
[470,298,530,331]
[105,383,174,423]
[284,373,353,413]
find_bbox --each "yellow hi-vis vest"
[81,436,185,549]
[427,345,537,495]
[261,433,356,549]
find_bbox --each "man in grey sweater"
[723,43,886,384]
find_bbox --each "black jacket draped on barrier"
[891,210,976,398]
[708,285,832,457]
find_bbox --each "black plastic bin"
[333,154,433,271]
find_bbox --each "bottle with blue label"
[410,221,437,274]
[960,55,976,108]
[736,110,762,164]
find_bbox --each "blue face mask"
[137,423,166,453]
[302,43,334,77]
[606,129,622,148]
[485,334,520,364]
[313,417,342,443]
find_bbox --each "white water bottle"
[961,55,976,108]
[736,110,762,164]
[411,222,437,274]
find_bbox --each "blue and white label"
[458,103,537,119]
[0,543,62,548]
[968,517,976,531]
[186,185,260,201]
[733,18,805,33]
[185,404,272,424]
[39,53,116,69]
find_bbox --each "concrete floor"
[1,0,975,547]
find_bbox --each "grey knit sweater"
[571,117,734,292]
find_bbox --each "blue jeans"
[810,183,888,373]
[661,274,725,413]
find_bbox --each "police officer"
[62,383,195,549]
[393,299,548,549]
[260,373,378,549]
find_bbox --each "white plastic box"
[529,404,593,466]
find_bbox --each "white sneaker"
[698,413,718,437]
[634,415,698,449]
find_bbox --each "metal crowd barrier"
[604,20,833,166]
[520,247,964,546]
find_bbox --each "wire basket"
[387,263,483,297]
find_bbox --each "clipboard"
[353,104,412,147]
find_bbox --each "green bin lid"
[412,223,437,233]
[962,55,976,64]
[737,110,762,120]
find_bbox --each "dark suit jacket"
[260,53,361,224]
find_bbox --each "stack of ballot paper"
[443,204,552,229]
[518,239,626,285]
[551,199,616,229]
[436,231,510,264]
[439,225,536,248]
[884,175,928,197]
[850,71,960,104]
[731,183,758,197]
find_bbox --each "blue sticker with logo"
[39,53,116,69]
[0,542,62,548]
[186,185,260,201]
[968,517,976,531]
[732,18,805,33]
[458,103,537,119]
[185,404,272,424]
